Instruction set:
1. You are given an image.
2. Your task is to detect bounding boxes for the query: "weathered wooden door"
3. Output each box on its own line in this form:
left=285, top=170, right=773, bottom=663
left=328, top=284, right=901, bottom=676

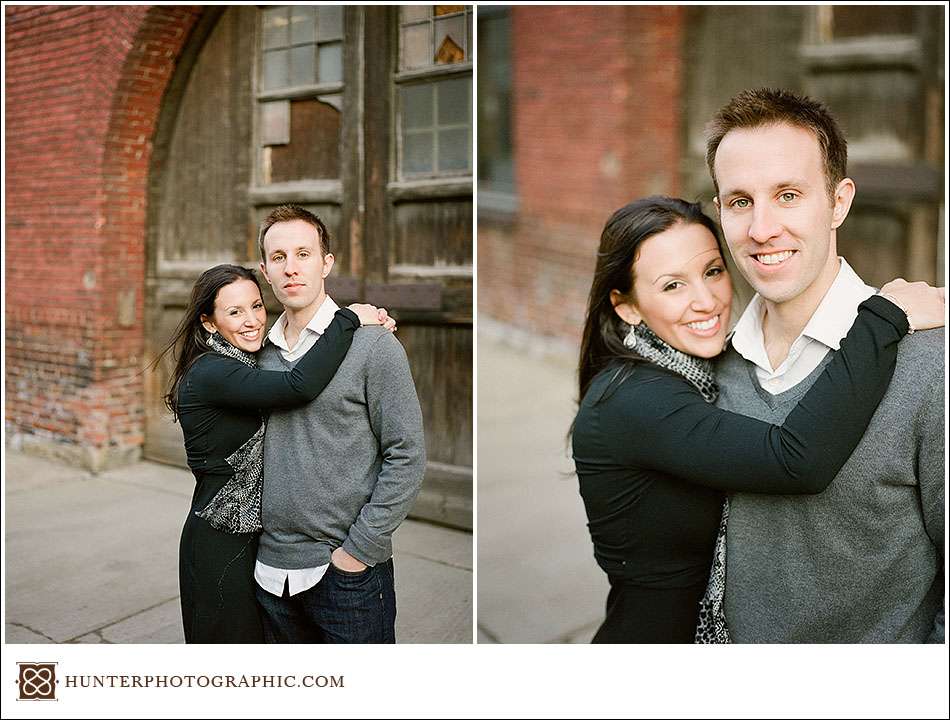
left=144, top=6, right=253, bottom=466
left=359, top=7, right=473, bottom=529
left=144, top=6, right=473, bottom=529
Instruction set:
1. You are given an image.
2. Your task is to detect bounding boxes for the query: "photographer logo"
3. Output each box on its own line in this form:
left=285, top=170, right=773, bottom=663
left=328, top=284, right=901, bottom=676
left=16, top=662, right=57, bottom=701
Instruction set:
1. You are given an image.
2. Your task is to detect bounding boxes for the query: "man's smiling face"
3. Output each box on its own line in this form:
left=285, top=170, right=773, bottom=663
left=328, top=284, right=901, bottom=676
left=713, top=122, right=847, bottom=307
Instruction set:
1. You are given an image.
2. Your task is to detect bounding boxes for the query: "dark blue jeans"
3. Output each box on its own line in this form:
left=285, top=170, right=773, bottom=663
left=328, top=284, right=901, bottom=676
left=255, top=559, right=396, bottom=643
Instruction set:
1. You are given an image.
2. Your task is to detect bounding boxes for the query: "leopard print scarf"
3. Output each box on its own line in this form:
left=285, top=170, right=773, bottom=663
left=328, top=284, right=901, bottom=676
left=193, top=333, right=265, bottom=534
left=622, top=322, right=719, bottom=403
left=695, top=499, right=731, bottom=643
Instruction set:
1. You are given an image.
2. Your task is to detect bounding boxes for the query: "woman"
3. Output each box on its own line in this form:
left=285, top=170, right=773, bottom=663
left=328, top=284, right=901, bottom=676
left=571, top=197, right=944, bottom=643
left=157, top=264, right=393, bottom=643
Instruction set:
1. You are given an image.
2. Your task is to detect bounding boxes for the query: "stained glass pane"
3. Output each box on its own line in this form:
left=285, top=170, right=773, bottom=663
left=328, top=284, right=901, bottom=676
left=403, top=132, right=434, bottom=174
left=318, top=42, right=343, bottom=84
left=318, top=5, right=344, bottom=40
left=289, top=6, right=316, bottom=45
left=434, top=15, right=466, bottom=64
left=262, top=7, right=289, bottom=50
left=290, top=45, right=316, bottom=87
left=437, top=77, right=469, bottom=125
left=262, top=49, right=290, bottom=91
left=402, top=84, right=434, bottom=128
left=438, top=127, right=469, bottom=171
left=401, top=23, right=431, bottom=70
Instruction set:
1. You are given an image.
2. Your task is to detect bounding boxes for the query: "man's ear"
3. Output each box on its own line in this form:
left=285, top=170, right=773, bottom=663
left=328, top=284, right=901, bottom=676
left=321, top=252, right=335, bottom=278
left=712, top=195, right=721, bottom=217
left=831, top=178, right=856, bottom=230
left=610, top=289, right=642, bottom=326
left=259, top=260, right=271, bottom=286
left=200, top=314, right=216, bottom=335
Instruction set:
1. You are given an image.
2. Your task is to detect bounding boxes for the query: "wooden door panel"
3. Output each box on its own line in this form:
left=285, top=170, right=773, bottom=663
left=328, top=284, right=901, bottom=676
left=392, top=200, right=473, bottom=268
left=397, top=324, right=473, bottom=468
left=144, top=274, right=196, bottom=468
left=154, top=7, right=254, bottom=268
left=396, top=322, right=473, bottom=529
left=145, top=7, right=254, bottom=467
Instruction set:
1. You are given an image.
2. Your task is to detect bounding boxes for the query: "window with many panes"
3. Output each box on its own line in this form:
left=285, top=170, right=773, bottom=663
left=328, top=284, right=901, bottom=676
left=256, top=5, right=344, bottom=186
left=396, top=6, right=473, bottom=180
left=477, top=6, right=515, bottom=206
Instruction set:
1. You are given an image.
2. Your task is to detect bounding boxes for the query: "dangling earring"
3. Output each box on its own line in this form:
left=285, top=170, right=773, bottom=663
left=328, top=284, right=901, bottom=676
left=206, top=332, right=215, bottom=347
left=622, top=322, right=643, bottom=351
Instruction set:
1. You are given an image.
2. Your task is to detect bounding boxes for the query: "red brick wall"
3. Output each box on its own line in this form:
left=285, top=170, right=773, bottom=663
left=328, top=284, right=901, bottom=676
left=5, top=5, right=202, bottom=469
left=479, top=6, right=685, bottom=347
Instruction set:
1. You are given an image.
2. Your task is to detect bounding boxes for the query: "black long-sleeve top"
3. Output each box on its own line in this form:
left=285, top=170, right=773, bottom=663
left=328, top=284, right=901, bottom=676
left=177, top=308, right=360, bottom=508
left=572, top=294, right=908, bottom=586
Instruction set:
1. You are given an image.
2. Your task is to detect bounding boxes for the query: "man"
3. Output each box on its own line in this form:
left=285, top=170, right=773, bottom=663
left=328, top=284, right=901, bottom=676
left=253, top=204, right=426, bottom=643
left=706, top=88, right=944, bottom=642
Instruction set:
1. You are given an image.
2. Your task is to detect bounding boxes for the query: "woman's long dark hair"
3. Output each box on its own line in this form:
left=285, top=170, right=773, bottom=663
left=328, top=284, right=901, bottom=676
left=151, top=264, right=263, bottom=420
left=577, top=196, right=724, bottom=405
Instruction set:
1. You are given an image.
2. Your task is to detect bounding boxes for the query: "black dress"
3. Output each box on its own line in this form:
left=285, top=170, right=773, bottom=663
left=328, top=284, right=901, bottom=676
left=176, top=308, right=360, bottom=643
left=571, top=295, right=907, bottom=643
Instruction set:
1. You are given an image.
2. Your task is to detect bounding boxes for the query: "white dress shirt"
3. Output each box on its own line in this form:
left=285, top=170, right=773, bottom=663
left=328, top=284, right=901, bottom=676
left=254, top=295, right=339, bottom=597
left=730, top=258, right=876, bottom=395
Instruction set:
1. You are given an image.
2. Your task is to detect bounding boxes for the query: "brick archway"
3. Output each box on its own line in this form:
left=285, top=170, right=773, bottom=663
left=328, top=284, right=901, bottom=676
left=5, top=5, right=202, bottom=470
left=91, top=6, right=203, bottom=469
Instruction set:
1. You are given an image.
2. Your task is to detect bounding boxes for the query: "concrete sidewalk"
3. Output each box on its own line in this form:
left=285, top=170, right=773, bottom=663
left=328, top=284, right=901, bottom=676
left=477, top=332, right=607, bottom=643
left=4, top=450, right=472, bottom=644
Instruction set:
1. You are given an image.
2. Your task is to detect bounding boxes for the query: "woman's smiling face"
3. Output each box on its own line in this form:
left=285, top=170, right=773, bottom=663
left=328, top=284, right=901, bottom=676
left=612, top=221, right=733, bottom=359
left=200, top=278, right=267, bottom=353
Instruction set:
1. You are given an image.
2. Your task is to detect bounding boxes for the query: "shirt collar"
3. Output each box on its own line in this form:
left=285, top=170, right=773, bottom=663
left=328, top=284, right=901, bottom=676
left=730, top=293, right=769, bottom=370
left=730, top=257, right=876, bottom=366
left=798, top=257, right=875, bottom=350
left=266, top=295, right=340, bottom=352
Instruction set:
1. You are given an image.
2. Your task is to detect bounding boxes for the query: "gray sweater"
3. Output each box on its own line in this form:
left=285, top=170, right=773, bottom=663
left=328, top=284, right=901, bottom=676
left=256, top=327, right=426, bottom=569
left=717, top=328, right=944, bottom=642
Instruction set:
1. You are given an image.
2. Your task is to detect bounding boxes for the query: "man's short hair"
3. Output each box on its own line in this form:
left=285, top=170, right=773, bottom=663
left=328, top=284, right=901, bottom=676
left=258, top=204, right=331, bottom=259
left=705, top=88, right=848, bottom=199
